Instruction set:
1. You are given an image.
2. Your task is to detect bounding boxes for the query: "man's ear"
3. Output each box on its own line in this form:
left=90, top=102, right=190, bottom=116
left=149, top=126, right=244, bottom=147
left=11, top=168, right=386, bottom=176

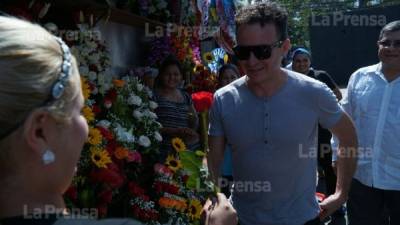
left=22, top=109, right=53, bottom=156
left=281, top=38, right=291, bottom=55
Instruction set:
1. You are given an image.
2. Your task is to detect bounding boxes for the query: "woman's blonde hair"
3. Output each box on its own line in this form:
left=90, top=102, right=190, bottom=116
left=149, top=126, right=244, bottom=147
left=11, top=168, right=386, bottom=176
left=0, top=16, right=80, bottom=142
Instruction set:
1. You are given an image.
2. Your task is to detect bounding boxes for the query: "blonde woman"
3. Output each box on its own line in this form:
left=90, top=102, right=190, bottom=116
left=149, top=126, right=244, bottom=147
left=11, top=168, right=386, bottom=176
left=0, top=16, right=236, bottom=225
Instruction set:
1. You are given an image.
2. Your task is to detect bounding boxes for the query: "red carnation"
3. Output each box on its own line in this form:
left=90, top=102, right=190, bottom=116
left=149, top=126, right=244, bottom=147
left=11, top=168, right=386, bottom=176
left=90, top=166, right=124, bottom=189
left=92, top=105, right=101, bottom=115
left=98, top=126, right=113, bottom=141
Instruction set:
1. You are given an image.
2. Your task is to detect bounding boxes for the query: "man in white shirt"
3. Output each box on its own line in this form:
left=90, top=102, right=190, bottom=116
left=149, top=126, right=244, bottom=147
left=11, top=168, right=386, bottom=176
left=332, top=20, right=400, bottom=225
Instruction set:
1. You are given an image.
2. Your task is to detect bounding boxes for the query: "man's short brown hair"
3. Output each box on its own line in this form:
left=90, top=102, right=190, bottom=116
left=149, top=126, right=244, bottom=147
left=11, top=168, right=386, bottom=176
left=235, top=1, right=288, bottom=41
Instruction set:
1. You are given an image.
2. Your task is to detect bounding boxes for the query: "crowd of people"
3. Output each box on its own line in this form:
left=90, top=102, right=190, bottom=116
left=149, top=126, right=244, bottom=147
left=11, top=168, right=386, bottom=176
left=0, top=1, right=399, bottom=225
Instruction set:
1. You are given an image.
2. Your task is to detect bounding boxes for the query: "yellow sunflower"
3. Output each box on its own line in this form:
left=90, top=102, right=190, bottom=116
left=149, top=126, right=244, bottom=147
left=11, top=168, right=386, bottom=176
left=90, top=147, right=112, bottom=168
left=171, top=137, right=186, bottom=152
left=81, top=77, right=91, bottom=100
left=187, top=199, right=203, bottom=220
left=88, top=127, right=102, bottom=145
left=193, top=64, right=205, bottom=73
left=165, top=155, right=182, bottom=172
left=203, top=52, right=214, bottom=64
left=82, top=106, right=95, bottom=122
left=223, top=54, right=229, bottom=64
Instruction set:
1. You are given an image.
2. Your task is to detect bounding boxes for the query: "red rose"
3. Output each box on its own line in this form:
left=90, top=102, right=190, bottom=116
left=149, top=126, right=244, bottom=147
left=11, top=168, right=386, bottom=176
left=191, top=91, right=214, bottom=112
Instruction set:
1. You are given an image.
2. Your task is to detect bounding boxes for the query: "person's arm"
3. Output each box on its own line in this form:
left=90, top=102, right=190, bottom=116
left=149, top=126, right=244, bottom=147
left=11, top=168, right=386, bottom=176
left=207, top=136, right=226, bottom=184
left=188, top=103, right=199, bottom=130
left=320, top=113, right=358, bottom=219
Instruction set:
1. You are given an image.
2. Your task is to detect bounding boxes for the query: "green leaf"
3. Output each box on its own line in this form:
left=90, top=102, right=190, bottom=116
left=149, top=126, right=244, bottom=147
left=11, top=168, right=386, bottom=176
left=179, top=151, right=201, bottom=173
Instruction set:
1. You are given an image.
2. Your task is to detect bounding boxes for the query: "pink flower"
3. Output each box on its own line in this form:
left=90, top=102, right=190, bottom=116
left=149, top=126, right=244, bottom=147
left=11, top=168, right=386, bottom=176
left=127, top=151, right=142, bottom=163
left=154, top=163, right=173, bottom=177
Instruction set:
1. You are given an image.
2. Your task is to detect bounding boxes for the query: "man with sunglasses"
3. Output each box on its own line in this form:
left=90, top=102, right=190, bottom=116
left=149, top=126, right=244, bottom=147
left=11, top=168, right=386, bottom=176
left=331, top=20, right=400, bottom=225
left=207, top=2, right=357, bottom=225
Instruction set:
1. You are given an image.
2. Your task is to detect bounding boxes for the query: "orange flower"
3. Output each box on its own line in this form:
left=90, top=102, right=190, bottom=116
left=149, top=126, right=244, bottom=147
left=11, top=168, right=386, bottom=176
left=114, top=147, right=129, bottom=160
left=159, top=197, right=187, bottom=211
left=113, top=79, right=125, bottom=88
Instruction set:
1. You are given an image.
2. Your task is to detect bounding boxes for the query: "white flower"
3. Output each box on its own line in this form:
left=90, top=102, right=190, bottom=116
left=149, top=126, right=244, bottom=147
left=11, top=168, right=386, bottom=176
left=128, top=94, right=142, bottom=106
left=138, top=135, right=151, bottom=147
left=81, top=47, right=91, bottom=56
left=145, top=87, right=153, bottom=98
left=133, top=110, right=143, bottom=120
left=88, top=53, right=100, bottom=64
left=96, top=63, right=103, bottom=72
left=87, top=41, right=98, bottom=49
left=144, top=110, right=158, bottom=119
left=115, top=124, right=135, bottom=143
left=92, top=87, right=98, bottom=95
left=88, top=71, right=97, bottom=81
left=149, top=101, right=158, bottom=110
left=97, top=72, right=105, bottom=84
left=136, top=83, right=144, bottom=91
left=79, top=66, right=89, bottom=75
left=154, top=131, right=163, bottom=142
left=97, top=120, right=111, bottom=128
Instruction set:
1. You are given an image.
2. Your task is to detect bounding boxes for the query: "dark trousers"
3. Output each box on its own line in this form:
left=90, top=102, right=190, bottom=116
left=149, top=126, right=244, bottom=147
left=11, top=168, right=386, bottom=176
left=304, top=217, right=322, bottom=225
left=237, top=217, right=322, bottom=225
left=348, top=178, right=400, bottom=225
left=317, top=138, right=337, bottom=196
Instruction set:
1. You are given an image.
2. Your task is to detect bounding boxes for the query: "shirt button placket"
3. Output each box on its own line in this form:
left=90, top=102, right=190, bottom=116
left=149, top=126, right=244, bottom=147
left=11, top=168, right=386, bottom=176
left=264, top=99, right=270, bottom=147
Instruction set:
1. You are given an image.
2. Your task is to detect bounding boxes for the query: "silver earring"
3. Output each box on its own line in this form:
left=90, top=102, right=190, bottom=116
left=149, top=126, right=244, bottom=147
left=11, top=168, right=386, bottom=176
left=42, top=149, right=55, bottom=165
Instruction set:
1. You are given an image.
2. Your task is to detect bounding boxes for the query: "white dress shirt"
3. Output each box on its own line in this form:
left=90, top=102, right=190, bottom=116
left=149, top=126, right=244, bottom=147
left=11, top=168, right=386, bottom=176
left=332, top=63, right=400, bottom=190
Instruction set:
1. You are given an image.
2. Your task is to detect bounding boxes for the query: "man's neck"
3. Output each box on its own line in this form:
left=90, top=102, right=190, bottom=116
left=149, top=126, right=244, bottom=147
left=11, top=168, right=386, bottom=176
left=382, top=63, right=400, bottom=82
left=246, top=69, right=288, bottom=97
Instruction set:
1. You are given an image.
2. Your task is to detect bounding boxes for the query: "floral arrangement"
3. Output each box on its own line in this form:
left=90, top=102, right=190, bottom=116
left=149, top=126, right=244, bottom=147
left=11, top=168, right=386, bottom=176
left=187, top=64, right=217, bottom=93
left=130, top=137, right=216, bottom=225
left=65, top=23, right=163, bottom=217
left=64, top=22, right=216, bottom=224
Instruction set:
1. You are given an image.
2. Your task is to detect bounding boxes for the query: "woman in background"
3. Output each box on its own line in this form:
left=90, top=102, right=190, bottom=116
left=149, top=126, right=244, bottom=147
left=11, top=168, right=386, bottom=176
left=153, top=56, right=200, bottom=159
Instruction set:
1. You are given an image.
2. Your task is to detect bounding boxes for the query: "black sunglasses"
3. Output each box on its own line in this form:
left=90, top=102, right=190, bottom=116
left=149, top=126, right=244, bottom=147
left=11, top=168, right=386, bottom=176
left=378, top=39, right=400, bottom=48
left=233, top=40, right=283, bottom=61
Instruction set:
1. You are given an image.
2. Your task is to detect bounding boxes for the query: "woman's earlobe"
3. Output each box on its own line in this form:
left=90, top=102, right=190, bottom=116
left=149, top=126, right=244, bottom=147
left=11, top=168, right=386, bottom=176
left=22, top=110, right=50, bottom=155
